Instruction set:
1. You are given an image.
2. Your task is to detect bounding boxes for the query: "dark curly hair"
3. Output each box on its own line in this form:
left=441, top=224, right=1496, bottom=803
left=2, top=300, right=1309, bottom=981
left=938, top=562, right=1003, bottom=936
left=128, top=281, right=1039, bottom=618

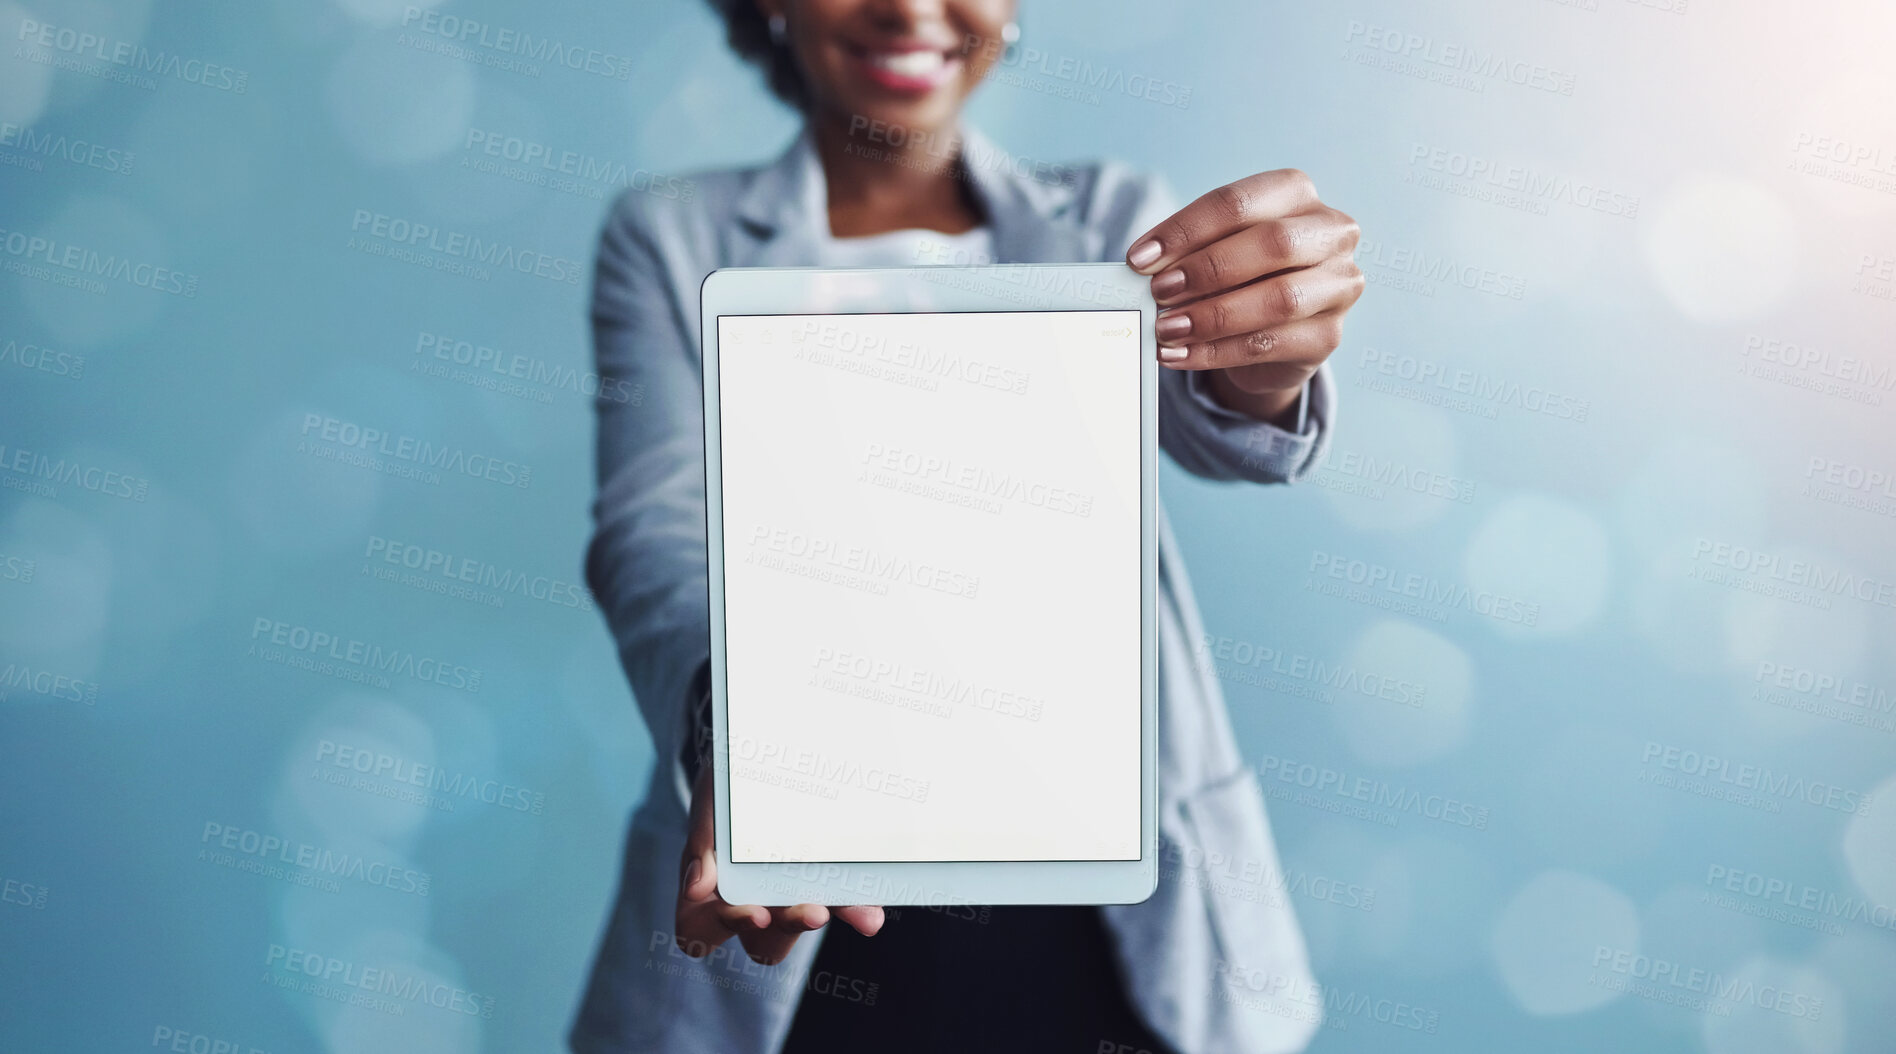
left=704, top=0, right=811, bottom=110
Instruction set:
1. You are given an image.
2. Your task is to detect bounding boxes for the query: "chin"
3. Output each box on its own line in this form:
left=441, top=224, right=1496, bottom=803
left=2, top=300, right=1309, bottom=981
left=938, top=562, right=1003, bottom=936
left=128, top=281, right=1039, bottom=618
left=849, top=95, right=963, bottom=135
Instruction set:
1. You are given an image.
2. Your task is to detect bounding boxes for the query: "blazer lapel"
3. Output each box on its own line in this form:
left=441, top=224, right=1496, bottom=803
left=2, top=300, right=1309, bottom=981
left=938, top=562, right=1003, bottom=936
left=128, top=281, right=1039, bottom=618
left=958, top=124, right=1099, bottom=265
left=729, top=126, right=826, bottom=268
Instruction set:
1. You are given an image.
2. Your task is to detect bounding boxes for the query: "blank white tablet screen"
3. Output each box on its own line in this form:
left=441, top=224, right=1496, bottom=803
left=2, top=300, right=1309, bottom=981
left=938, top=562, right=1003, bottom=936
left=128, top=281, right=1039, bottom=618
left=716, top=309, right=1142, bottom=863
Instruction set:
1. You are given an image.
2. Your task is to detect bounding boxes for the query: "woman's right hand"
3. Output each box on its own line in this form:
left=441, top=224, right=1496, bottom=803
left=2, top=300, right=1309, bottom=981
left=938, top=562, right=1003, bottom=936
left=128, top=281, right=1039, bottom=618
left=674, top=764, right=885, bottom=965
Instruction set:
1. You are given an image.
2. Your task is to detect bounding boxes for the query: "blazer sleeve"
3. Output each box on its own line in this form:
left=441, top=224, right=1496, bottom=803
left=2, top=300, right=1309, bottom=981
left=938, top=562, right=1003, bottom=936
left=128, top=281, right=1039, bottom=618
left=1111, top=169, right=1337, bottom=485
left=583, top=191, right=710, bottom=815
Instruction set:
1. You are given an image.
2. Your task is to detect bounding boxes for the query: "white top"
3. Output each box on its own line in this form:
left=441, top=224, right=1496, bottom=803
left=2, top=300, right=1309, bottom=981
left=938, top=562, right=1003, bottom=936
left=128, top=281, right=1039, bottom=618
left=813, top=224, right=997, bottom=269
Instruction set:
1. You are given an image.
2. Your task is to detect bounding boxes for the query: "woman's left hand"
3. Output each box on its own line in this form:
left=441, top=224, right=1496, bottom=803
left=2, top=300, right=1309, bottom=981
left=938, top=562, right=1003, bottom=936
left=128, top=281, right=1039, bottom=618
left=1126, top=169, right=1364, bottom=424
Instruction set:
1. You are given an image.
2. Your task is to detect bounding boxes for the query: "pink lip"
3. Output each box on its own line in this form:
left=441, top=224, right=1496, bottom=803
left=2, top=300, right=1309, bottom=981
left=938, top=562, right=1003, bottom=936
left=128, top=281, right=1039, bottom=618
left=844, top=41, right=962, bottom=95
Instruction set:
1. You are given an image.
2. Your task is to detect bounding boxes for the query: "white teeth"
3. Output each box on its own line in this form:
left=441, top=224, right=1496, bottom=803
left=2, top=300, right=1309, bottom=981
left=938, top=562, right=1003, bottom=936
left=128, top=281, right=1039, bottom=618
left=868, top=50, right=947, bottom=77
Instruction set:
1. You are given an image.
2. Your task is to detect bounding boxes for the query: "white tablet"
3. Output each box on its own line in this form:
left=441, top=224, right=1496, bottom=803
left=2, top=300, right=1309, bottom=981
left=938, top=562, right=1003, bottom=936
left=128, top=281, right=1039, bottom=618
left=700, top=263, right=1157, bottom=907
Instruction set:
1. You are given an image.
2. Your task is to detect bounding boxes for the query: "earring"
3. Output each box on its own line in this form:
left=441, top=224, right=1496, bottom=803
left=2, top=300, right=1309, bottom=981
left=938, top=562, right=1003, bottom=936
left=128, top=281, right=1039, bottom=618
left=768, top=13, right=788, bottom=47
left=1000, top=20, right=1019, bottom=61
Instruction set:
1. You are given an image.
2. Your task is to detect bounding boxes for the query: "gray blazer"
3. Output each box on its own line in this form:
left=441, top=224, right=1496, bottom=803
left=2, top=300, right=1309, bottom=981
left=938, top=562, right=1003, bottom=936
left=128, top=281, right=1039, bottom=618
left=571, top=125, right=1335, bottom=1054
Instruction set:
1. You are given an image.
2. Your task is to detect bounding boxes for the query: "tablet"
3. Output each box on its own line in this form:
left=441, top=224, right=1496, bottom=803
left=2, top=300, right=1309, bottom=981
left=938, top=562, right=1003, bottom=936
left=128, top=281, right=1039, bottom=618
left=700, top=262, right=1157, bottom=907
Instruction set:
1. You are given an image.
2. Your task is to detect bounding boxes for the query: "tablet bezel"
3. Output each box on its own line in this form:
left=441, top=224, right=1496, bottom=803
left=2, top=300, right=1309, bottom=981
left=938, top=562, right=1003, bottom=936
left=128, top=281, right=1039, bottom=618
left=700, top=262, right=1157, bottom=907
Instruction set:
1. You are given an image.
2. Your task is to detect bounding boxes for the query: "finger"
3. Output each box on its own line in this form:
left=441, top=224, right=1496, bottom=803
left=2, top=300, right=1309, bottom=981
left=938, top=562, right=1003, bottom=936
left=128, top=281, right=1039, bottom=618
left=1158, top=309, right=1350, bottom=378
left=1155, top=259, right=1362, bottom=350
left=674, top=886, right=729, bottom=954
left=1150, top=208, right=1360, bottom=307
left=675, top=766, right=731, bottom=955
left=1127, top=169, right=1321, bottom=274
left=675, top=895, right=759, bottom=958
left=675, top=881, right=761, bottom=956
left=834, top=905, right=886, bottom=937
left=686, top=899, right=765, bottom=956
left=738, top=904, right=830, bottom=965
left=683, top=765, right=715, bottom=865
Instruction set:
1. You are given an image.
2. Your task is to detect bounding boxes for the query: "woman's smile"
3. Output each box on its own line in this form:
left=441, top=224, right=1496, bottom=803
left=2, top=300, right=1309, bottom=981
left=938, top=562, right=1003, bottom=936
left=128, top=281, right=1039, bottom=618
left=843, top=38, right=965, bottom=94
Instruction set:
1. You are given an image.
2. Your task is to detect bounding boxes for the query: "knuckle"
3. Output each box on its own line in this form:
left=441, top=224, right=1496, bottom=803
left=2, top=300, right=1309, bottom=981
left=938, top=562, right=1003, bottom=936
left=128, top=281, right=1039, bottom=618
left=1261, top=219, right=1299, bottom=259
left=1277, top=167, right=1315, bottom=200
left=1335, top=215, right=1362, bottom=254
left=1207, top=296, right=1239, bottom=335
left=1318, top=314, right=1347, bottom=350
left=1275, top=278, right=1306, bottom=319
left=1194, top=248, right=1232, bottom=291
left=1211, top=181, right=1253, bottom=223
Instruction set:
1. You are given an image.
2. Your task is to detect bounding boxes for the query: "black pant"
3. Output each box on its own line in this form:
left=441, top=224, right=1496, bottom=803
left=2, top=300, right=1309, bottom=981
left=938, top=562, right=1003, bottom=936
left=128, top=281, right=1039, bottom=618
left=779, top=905, right=1178, bottom=1054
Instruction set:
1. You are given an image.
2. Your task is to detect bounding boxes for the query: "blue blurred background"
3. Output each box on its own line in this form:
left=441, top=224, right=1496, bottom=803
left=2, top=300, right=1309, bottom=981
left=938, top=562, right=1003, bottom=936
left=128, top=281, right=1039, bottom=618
left=3, top=0, right=1895, bottom=1051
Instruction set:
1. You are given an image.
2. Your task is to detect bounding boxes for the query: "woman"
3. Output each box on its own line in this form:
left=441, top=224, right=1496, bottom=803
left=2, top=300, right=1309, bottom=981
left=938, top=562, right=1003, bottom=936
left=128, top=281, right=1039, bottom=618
left=571, top=2, right=1365, bottom=1052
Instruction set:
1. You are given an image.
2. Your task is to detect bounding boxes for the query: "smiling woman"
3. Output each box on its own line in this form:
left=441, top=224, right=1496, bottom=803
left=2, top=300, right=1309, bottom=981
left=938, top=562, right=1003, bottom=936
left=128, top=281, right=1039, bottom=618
left=567, top=2, right=1363, bottom=1053
left=709, top=0, right=1010, bottom=113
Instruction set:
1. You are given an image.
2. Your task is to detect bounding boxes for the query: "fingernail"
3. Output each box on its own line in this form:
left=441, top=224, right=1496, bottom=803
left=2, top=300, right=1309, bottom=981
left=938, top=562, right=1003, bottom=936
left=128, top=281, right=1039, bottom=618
left=1155, top=314, right=1192, bottom=342
left=1128, top=239, right=1162, bottom=270
left=1158, top=344, right=1188, bottom=363
left=683, top=858, right=700, bottom=892
left=1151, top=269, right=1186, bottom=299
